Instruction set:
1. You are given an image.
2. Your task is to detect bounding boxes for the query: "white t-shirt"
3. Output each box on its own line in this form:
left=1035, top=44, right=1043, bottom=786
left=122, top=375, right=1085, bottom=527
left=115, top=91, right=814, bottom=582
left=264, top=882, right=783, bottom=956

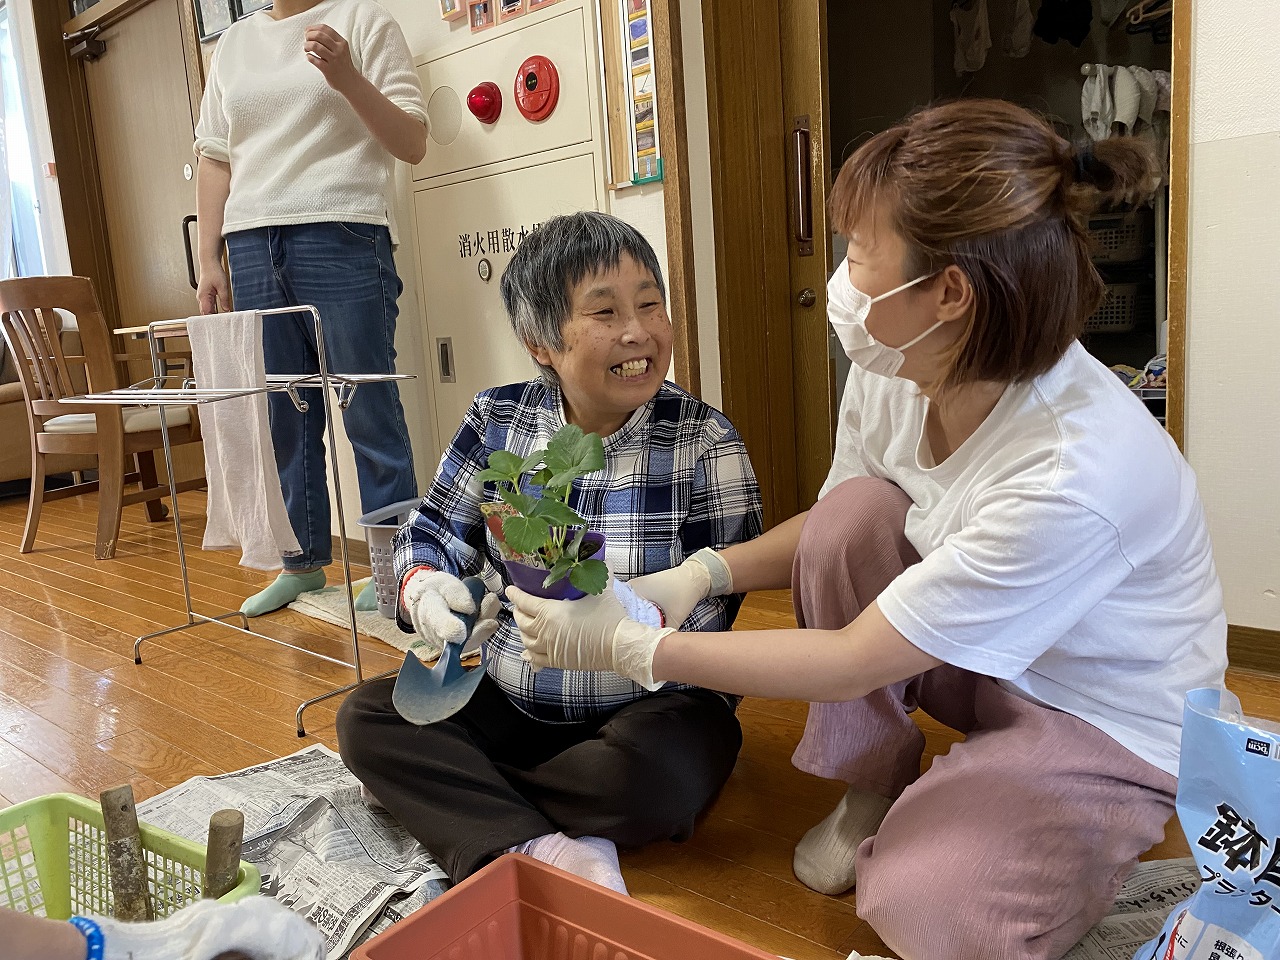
left=194, top=0, right=427, bottom=237
left=823, top=342, right=1227, bottom=775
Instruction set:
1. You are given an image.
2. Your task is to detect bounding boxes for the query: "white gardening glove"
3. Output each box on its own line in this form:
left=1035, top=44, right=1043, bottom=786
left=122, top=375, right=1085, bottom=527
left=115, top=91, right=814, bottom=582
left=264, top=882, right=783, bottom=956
left=464, top=592, right=501, bottom=657
left=508, top=583, right=674, bottom=691
left=402, top=569, right=500, bottom=658
left=93, top=896, right=324, bottom=960
left=626, top=547, right=734, bottom=629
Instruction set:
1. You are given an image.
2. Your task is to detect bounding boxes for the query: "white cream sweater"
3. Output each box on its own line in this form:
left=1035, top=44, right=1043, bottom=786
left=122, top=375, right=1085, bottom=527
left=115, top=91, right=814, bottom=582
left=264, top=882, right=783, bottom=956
left=194, top=0, right=427, bottom=236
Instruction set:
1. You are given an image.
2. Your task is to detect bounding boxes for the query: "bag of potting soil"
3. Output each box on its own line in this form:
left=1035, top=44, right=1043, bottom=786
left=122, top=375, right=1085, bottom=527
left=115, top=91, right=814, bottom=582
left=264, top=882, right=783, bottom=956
left=1137, top=687, right=1280, bottom=960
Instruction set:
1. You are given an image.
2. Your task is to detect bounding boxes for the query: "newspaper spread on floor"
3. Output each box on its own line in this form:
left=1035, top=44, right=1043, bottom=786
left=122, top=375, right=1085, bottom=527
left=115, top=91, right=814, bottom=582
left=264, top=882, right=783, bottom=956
left=138, top=743, right=448, bottom=960
left=138, top=743, right=1201, bottom=960
left=1063, top=858, right=1200, bottom=960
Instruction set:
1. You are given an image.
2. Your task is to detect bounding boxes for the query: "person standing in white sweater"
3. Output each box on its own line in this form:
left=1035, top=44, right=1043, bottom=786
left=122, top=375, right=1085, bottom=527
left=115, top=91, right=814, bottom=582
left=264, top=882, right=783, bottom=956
left=193, top=0, right=427, bottom=616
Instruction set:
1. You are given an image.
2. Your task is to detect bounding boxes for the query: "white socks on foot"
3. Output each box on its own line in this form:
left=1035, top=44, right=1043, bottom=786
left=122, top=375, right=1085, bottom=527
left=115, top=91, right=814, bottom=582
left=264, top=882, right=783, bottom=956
left=359, top=784, right=387, bottom=813
left=510, top=832, right=628, bottom=895
left=792, top=786, right=895, bottom=895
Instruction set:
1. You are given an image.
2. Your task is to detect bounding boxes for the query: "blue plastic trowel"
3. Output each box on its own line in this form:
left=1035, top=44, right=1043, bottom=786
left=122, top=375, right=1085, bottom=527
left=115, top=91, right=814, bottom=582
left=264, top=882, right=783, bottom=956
left=391, top=576, right=489, bottom=725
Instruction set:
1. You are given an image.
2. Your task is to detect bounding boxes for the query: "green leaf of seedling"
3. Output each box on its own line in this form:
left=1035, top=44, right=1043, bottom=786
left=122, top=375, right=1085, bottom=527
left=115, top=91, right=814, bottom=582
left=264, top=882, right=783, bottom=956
left=502, top=515, right=551, bottom=555
left=565, top=525, right=587, bottom=559
left=568, top=559, right=609, bottom=595
left=545, top=424, right=584, bottom=472
left=487, top=450, right=525, bottom=475
left=529, top=468, right=554, bottom=489
left=520, top=450, right=547, bottom=475
left=530, top=499, right=584, bottom=526
left=498, top=486, right=538, bottom=516
left=475, top=468, right=513, bottom=484
left=574, top=432, right=605, bottom=474
left=543, top=451, right=571, bottom=475
left=543, top=556, right=575, bottom=588
left=545, top=468, right=587, bottom=489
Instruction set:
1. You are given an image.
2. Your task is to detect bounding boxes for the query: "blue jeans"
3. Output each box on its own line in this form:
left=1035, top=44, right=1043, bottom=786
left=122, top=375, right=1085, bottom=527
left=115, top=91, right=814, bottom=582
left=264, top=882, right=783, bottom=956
left=226, top=222, right=417, bottom=571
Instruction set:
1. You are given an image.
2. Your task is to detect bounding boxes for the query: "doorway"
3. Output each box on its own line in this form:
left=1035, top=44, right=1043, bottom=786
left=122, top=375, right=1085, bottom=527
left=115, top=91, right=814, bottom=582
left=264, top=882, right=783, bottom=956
left=827, top=0, right=1172, bottom=402
left=703, top=0, right=1186, bottom=525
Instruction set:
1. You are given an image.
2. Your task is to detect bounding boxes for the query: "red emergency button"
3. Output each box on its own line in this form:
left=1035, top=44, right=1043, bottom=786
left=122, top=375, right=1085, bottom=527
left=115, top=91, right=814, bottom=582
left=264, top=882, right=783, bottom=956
left=466, top=82, right=502, bottom=124
left=514, top=55, right=559, bottom=122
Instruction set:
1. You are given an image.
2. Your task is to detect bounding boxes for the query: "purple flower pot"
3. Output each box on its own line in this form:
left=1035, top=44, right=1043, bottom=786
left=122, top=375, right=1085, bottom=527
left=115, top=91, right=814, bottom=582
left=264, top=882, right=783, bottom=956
left=503, top=532, right=606, bottom=600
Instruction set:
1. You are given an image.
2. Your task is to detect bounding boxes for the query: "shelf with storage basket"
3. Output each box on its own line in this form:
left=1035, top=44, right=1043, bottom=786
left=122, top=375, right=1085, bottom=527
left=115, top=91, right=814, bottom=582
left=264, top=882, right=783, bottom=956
left=1085, top=208, right=1156, bottom=336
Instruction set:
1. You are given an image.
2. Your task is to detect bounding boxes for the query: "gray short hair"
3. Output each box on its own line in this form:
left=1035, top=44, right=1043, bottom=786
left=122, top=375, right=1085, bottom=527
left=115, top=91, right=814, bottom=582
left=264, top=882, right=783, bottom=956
left=500, top=212, right=666, bottom=381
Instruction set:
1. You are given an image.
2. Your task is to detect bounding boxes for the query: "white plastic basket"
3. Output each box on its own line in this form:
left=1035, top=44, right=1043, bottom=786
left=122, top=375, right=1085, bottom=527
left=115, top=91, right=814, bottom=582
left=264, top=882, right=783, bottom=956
left=357, top=499, right=421, bottom=618
left=1085, top=282, right=1140, bottom=334
left=1088, top=211, right=1150, bottom=264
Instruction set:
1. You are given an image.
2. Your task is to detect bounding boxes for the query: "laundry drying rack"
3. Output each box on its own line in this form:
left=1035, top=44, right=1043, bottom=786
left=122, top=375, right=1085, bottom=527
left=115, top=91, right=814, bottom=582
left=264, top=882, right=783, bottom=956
left=60, top=305, right=413, bottom=736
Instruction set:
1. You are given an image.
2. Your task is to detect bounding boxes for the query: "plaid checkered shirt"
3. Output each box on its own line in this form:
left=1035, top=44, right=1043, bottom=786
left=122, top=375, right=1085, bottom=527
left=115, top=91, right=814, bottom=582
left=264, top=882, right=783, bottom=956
left=393, top=378, right=763, bottom=722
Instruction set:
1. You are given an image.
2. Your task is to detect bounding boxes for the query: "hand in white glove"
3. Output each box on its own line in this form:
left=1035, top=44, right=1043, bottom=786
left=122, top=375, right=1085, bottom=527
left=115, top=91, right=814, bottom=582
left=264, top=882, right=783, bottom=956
left=464, top=591, right=501, bottom=657
left=402, top=569, right=500, bottom=657
left=626, top=548, right=734, bottom=629
left=92, top=896, right=324, bottom=960
left=508, top=583, right=674, bottom=691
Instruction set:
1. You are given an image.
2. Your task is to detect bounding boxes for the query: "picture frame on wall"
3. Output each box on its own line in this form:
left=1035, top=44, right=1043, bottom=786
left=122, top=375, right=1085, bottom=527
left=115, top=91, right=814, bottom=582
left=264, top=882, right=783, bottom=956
left=194, top=0, right=234, bottom=40
left=623, top=0, right=661, bottom=183
left=497, top=0, right=526, bottom=23
left=439, top=0, right=465, bottom=20
left=598, top=0, right=662, bottom=187
left=233, top=0, right=272, bottom=17
left=526, top=0, right=558, bottom=9
left=467, top=0, right=494, bottom=32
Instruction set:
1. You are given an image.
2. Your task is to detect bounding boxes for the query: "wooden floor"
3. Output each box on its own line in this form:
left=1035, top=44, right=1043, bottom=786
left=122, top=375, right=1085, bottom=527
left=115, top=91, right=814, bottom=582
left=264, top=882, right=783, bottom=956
left=2, top=491, right=1280, bottom=958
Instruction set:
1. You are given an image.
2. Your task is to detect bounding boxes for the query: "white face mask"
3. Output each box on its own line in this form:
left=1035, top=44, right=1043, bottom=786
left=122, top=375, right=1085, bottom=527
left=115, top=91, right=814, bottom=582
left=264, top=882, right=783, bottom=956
left=827, top=266, right=944, bottom=378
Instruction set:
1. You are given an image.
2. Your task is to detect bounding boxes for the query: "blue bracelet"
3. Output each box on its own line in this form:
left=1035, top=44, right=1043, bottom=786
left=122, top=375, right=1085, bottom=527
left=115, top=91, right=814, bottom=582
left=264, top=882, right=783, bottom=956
left=68, top=916, right=105, bottom=960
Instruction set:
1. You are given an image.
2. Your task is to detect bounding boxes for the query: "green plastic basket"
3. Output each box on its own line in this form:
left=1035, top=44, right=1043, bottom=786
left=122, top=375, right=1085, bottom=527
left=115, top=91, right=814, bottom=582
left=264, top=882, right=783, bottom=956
left=0, top=793, right=260, bottom=920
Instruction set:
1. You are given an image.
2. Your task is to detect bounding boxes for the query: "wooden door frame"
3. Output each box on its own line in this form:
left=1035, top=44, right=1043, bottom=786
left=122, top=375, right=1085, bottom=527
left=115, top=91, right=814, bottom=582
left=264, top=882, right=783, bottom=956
left=701, top=0, right=1195, bottom=526
left=650, top=0, right=700, bottom=395
left=1165, top=0, right=1191, bottom=450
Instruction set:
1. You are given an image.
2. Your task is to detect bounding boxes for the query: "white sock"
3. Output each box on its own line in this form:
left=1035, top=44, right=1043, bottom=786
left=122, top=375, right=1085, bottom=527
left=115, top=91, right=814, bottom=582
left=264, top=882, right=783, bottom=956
left=509, top=832, right=628, bottom=895
left=359, top=784, right=387, bottom=813
left=792, top=786, right=895, bottom=895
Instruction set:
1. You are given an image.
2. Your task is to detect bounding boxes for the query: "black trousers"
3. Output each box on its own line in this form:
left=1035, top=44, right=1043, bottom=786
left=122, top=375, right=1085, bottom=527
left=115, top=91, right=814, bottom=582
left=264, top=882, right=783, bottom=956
left=336, top=674, right=742, bottom=881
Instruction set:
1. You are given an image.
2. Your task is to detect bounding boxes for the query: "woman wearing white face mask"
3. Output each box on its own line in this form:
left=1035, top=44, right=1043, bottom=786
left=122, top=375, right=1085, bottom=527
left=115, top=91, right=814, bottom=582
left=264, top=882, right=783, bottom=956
left=507, top=99, right=1227, bottom=960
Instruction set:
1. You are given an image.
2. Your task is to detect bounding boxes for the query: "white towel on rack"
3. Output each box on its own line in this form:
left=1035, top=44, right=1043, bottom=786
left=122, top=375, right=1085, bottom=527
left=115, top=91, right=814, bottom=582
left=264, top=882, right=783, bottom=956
left=187, top=311, right=301, bottom=570
left=1082, top=64, right=1116, bottom=141
left=1112, top=65, right=1142, bottom=135
left=1129, top=65, right=1159, bottom=130
left=1150, top=69, right=1172, bottom=183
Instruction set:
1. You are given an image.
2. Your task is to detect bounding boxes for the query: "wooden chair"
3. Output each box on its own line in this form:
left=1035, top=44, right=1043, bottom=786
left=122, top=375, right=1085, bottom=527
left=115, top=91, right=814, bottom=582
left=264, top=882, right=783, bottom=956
left=0, top=276, right=204, bottom=559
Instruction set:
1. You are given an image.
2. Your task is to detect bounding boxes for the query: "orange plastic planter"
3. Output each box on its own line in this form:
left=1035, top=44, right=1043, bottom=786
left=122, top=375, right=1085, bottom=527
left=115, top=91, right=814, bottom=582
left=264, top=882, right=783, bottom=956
left=352, top=854, right=779, bottom=960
